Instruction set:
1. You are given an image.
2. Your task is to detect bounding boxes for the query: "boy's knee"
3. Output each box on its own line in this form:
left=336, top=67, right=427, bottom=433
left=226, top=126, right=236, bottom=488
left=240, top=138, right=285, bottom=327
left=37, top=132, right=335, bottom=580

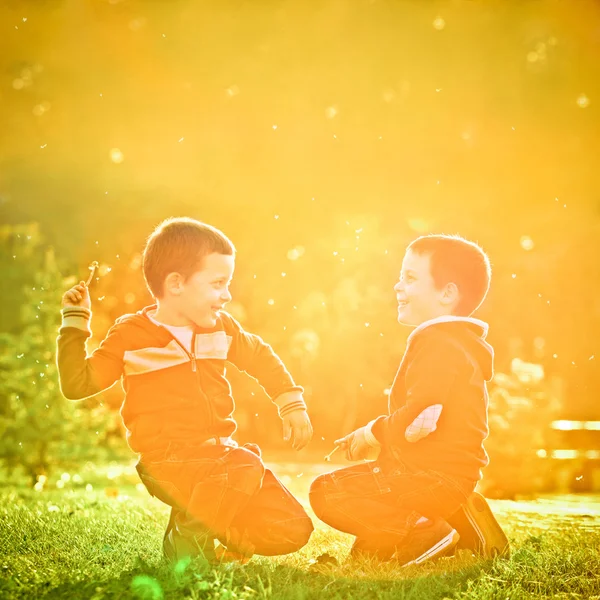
left=309, top=474, right=331, bottom=520
left=290, top=514, right=314, bottom=552
left=228, top=447, right=265, bottom=493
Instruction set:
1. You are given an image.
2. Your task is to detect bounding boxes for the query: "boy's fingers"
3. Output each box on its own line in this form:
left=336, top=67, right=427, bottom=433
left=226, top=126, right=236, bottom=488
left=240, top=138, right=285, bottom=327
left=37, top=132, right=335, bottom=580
left=282, top=419, right=292, bottom=442
left=294, top=425, right=310, bottom=450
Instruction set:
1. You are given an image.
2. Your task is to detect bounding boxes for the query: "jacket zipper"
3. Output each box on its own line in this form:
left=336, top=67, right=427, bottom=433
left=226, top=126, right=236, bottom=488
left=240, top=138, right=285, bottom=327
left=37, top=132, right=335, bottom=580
left=166, top=331, right=213, bottom=427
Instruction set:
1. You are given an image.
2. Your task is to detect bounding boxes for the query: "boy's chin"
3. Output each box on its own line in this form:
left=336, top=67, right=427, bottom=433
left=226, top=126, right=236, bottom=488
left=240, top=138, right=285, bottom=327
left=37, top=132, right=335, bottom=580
left=195, top=313, right=218, bottom=328
left=397, top=308, right=416, bottom=327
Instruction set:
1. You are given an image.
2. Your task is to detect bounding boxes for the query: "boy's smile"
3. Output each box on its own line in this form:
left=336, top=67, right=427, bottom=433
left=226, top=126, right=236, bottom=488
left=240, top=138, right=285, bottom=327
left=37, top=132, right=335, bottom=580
left=182, top=253, right=235, bottom=328
left=154, top=252, right=235, bottom=328
left=394, top=249, right=457, bottom=327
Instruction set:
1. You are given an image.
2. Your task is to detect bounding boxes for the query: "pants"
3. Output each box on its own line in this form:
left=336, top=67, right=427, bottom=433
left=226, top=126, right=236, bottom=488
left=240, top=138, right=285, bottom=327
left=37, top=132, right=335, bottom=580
left=309, top=452, right=475, bottom=555
left=136, top=442, right=313, bottom=557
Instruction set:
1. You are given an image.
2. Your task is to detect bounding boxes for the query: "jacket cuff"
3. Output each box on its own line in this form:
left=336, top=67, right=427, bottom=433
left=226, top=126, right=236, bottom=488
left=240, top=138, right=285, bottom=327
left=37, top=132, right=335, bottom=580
left=60, top=307, right=92, bottom=334
left=370, top=416, right=388, bottom=446
left=272, top=388, right=306, bottom=418
left=364, top=419, right=382, bottom=447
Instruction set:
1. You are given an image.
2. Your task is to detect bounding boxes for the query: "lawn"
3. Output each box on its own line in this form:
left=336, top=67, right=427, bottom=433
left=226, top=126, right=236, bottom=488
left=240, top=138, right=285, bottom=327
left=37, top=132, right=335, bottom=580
left=1, top=459, right=599, bottom=599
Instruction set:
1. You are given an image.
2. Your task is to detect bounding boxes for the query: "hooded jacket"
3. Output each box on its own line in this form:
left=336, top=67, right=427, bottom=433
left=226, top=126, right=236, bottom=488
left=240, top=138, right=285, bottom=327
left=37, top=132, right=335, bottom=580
left=371, top=316, right=494, bottom=482
left=57, top=305, right=305, bottom=455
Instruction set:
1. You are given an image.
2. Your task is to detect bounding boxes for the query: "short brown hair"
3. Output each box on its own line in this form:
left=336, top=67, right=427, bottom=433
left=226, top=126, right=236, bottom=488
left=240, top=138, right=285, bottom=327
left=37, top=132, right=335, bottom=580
left=143, top=217, right=235, bottom=297
left=408, top=234, right=491, bottom=316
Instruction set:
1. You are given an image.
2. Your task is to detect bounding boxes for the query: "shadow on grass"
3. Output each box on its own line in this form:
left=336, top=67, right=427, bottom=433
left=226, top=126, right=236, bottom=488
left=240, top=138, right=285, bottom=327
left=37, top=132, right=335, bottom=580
left=11, top=552, right=489, bottom=600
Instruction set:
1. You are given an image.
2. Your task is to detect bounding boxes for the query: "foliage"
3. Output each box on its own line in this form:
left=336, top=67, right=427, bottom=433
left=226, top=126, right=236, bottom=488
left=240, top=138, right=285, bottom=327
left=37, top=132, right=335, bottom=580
left=0, top=225, right=127, bottom=484
left=482, top=358, right=562, bottom=499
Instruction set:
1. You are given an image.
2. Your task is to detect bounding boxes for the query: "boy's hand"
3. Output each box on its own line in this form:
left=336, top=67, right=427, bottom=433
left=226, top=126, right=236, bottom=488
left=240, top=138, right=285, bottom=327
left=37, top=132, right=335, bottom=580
left=282, top=410, right=313, bottom=451
left=62, top=281, right=91, bottom=310
left=335, top=424, right=380, bottom=461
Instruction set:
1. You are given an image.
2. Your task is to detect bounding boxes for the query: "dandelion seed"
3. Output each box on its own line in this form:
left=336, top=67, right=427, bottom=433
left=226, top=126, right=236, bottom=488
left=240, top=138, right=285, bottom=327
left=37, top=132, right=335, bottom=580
left=520, top=236, right=534, bottom=251
left=432, top=16, right=445, bottom=30
left=576, top=94, right=590, bottom=108
left=109, top=148, right=124, bottom=163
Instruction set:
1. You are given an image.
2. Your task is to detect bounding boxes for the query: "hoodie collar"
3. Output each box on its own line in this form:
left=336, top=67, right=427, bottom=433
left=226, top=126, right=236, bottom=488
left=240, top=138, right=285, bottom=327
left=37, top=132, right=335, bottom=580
left=407, top=315, right=489, bottom=344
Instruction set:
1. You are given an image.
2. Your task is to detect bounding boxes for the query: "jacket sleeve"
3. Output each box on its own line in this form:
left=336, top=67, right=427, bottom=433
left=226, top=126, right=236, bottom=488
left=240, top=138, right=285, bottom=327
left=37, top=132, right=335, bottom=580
left=222, top=312, right=306, bottom=416
left=56, top=307, right=126, bottom=400
left=370, top=333, right=464, bottom=447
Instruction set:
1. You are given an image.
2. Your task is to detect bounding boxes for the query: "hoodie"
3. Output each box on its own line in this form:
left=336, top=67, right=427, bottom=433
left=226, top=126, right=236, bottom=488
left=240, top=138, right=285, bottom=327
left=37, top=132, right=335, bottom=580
left=56, top=305, right=305, bottom=455
left=371, top=316, right=494, bottom=482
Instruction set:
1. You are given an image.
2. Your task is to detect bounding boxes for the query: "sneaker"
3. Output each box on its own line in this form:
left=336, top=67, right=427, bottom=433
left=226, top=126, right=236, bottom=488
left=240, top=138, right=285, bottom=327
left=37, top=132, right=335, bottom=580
left=350, top=538, right=397, bottom=562
left=394, top=518, right=460, bottom=567
left=214, top=543, right=252, bottom=564
left=447, top=491, right=510, bottom=559
left=162, top=510, right=217, bottom=562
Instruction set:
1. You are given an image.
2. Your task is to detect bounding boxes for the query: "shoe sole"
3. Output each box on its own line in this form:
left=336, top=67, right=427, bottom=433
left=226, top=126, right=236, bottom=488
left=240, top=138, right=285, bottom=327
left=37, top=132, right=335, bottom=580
left=463, top=492, right=510, bottom=559
left=402, top=529, right=460, bottom=567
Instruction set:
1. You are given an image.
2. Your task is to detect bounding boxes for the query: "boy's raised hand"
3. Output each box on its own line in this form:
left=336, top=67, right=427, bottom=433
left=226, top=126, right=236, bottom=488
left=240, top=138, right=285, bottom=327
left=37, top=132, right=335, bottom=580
left=62, top=281, right=91, bottom=310
left=283, top=410, right=313, bottom=451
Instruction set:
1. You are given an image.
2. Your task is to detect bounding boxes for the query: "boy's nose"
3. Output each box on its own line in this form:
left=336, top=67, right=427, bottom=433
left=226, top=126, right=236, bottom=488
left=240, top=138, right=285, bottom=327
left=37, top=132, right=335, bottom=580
left=221, top=290, right=232, bottom=303
left=394, top=281, right=403, bottom=293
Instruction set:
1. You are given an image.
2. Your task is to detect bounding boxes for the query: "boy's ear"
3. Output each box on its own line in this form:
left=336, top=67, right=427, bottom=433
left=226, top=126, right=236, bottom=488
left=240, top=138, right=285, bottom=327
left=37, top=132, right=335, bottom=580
left=441, top=281, right=460, bottom=306
left=164, top=272, right=184, bottom=295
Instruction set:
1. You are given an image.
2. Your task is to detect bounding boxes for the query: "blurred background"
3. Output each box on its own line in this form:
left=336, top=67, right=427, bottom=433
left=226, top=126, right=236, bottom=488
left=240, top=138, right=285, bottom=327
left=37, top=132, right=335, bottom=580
left=1, top=0, right=599, bottom=498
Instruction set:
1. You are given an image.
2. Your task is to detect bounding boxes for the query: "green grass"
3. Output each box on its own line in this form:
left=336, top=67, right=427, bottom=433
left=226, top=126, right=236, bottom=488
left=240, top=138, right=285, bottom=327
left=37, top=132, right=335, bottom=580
left=1, top=461, right=600, bottom=599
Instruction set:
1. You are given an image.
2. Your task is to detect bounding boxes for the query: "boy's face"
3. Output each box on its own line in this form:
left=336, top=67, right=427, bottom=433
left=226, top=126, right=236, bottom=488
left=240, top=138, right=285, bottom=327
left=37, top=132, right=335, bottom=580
left=394, top=249, right=457, bottom=326
left=167, top=252, right=235, bottom=328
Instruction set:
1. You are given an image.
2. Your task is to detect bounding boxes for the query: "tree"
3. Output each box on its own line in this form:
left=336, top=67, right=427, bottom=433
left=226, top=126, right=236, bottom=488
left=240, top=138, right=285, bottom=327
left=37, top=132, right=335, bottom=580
left=481, top=358, right=562, bottom=498
left=0, top=225, right=126, bottom=484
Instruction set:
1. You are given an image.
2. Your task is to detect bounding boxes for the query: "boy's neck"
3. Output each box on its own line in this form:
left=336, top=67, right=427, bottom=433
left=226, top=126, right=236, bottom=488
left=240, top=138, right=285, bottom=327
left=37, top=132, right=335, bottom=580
left=151, top=303, right=194, bottom=328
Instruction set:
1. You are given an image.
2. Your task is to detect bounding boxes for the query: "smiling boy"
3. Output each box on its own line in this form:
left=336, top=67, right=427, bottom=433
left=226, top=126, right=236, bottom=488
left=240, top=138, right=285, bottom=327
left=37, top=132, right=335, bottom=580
left=309, top=234, right=509, bottom=565
left=57, top=217, right=313, bottom=562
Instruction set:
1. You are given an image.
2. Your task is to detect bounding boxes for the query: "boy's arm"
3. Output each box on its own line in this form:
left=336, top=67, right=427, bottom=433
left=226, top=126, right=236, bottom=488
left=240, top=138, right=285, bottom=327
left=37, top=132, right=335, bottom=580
left=57, top=306, right=125, bottom=400
left=369, top=334, right=463, bottom=447
left=221, top=312, right=306, bottom=416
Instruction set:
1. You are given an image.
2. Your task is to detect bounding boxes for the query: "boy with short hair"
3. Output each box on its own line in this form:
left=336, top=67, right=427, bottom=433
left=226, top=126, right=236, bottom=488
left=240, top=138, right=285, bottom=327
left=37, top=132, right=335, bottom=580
left=58, top=217, right=314, bottom=562
left=309, top=234, right=509, bottom=566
